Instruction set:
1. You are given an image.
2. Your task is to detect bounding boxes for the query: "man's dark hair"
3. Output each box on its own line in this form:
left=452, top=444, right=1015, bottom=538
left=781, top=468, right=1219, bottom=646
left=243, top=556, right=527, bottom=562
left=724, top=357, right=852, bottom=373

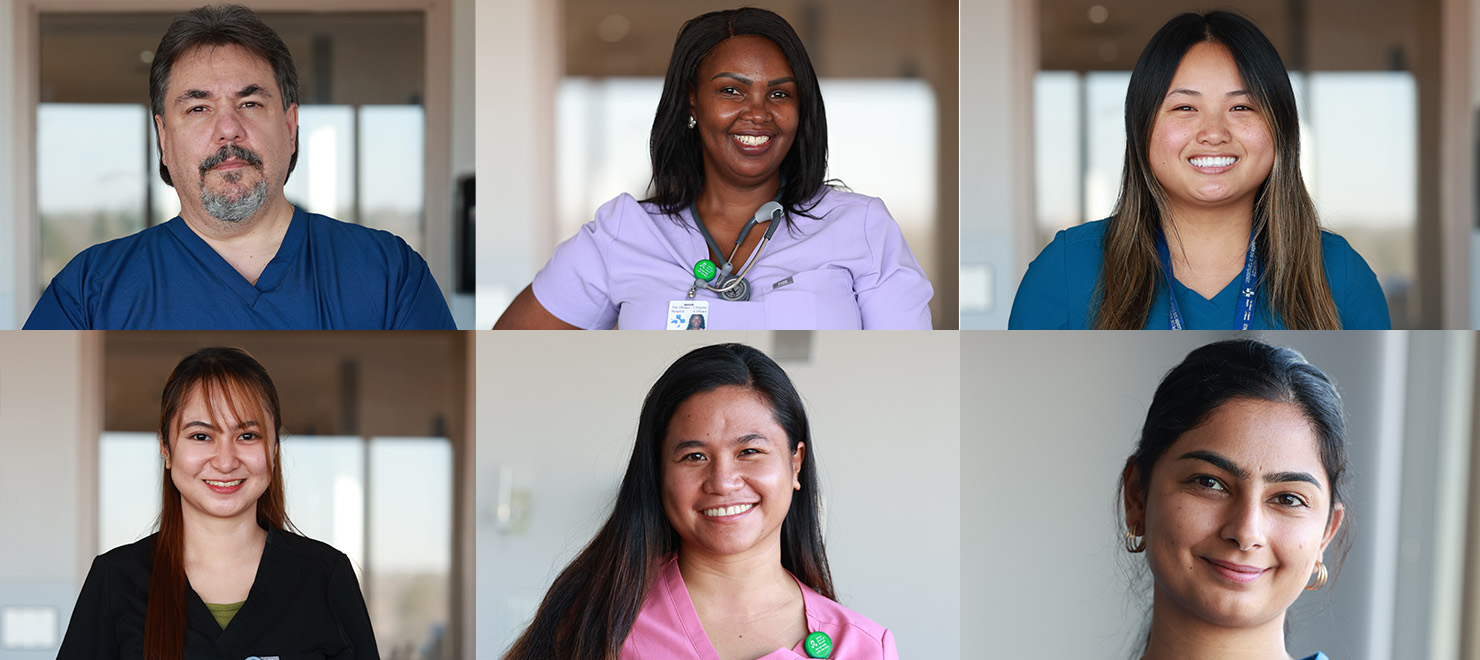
left=149, top=4, right=299, bottom=187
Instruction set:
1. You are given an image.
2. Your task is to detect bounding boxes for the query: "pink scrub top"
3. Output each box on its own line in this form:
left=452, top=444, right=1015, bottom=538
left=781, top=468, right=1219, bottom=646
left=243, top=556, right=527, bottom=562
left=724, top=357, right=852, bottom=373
left=531, top=189, right=933, bottom=330
left=621, top=556, right=898, bottom=660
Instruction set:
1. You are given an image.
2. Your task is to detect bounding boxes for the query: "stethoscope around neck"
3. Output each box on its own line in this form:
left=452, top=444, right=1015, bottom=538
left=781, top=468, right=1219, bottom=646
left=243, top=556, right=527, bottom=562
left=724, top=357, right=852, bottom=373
left=687, top=200, right=785, bottom=301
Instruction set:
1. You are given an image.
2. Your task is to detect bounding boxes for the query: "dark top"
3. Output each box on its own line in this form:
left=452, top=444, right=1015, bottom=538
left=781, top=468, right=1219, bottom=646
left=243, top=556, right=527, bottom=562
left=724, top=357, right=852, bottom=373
left=24, top=206, right=456, bottom=330
left=57, top=528, right=379, bottom=659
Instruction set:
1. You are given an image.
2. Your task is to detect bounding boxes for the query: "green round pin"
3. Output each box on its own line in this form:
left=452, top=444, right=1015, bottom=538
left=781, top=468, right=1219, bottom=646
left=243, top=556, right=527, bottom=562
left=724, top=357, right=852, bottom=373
left=693, top=259, right=718, bottom=282
left=804, top=631, right=832, bottom=658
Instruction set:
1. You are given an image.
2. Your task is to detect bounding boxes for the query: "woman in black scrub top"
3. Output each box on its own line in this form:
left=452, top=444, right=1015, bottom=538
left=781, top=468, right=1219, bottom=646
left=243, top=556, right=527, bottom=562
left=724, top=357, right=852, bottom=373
left=58, top=347, right=378, bottom=659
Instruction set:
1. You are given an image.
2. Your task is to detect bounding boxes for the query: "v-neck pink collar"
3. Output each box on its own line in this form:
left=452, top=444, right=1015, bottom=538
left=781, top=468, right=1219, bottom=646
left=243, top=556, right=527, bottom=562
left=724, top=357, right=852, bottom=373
left=658, top=555, right=818, bottom=660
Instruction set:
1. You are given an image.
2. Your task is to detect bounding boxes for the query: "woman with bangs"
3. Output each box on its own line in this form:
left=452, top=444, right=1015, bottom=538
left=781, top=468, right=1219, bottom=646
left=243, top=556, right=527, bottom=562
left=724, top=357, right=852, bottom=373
left=59, top=347, right=378, bottom=659
left=1009, top=11, right=1389, bottom=329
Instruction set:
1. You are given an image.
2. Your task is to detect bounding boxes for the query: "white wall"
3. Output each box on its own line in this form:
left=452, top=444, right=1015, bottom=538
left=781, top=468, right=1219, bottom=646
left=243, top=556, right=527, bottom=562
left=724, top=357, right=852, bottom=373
left=962, top=330, right=1468, bottom=660
left=0, top=0, right=17, bottom=329
left=0, top=332, right=102, bottom=659
left=476, top=331, right=961, bottom=658
left=473, top=0, right=558, bottom=329
left=958, top=0, right=1034, bottom=329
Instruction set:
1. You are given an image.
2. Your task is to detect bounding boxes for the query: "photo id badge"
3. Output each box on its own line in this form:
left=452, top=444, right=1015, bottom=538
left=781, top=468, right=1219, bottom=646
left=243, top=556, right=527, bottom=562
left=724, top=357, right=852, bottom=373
left=668, top=300, right=709, bottom=330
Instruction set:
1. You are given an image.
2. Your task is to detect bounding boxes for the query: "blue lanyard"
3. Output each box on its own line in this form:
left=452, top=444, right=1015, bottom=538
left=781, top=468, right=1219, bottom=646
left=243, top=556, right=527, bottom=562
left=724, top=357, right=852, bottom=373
left=1154, top=226, right=1260, bottom=330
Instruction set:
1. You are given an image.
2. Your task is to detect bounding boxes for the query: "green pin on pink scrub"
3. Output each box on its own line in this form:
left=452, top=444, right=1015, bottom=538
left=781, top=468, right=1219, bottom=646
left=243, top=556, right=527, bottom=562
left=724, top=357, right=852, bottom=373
left=804, top=631, right=832, bottom=658
left=693, top=259, right=718, bottom=282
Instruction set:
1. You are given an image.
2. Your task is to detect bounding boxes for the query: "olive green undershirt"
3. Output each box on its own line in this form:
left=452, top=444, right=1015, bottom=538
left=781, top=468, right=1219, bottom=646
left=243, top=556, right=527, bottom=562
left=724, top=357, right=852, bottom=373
left=204, top=600, right=246, bottom=630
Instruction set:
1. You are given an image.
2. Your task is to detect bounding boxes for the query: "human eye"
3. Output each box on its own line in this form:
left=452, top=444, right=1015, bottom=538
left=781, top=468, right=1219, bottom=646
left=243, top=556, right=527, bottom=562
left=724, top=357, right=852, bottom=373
left=680, top=452, right=707, bottom=463
left=237, top=432, right=260, bottom=442
left=240, top=100, right=262, bottom=109
left=769, top=89, right=791, bottom=100
left=1189, top=474, right=1226, bottom=491
left=1272, top=492, right=1309, bottom=508
left=186, top=105, right=208, bottom=114
left=188, top=432, right=211, bottom=442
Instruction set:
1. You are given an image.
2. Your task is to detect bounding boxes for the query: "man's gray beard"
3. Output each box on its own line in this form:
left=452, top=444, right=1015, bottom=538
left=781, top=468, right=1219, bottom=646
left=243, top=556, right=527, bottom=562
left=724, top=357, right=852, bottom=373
left=200, top=179, right=268, bottom=223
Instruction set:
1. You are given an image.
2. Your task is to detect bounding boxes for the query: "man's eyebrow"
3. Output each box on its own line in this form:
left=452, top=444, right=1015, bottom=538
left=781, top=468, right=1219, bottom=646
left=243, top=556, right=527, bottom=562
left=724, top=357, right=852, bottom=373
left=235, top=84, right=272, bottom=99
left=176, top=89, right=213, bottom=104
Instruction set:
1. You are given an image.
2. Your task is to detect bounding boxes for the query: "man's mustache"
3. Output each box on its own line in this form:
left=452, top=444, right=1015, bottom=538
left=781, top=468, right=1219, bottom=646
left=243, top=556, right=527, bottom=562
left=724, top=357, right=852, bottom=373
left=198, top=144, right=264, bottom=177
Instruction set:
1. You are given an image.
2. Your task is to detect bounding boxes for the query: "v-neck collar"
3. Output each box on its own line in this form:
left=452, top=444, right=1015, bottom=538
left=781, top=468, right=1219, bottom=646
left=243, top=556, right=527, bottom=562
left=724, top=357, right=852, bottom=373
left=163, top=207, right=307, bottom=305
left=182, top=526, right=278, bottom=646
left=661, top=556, right=818, bottom=660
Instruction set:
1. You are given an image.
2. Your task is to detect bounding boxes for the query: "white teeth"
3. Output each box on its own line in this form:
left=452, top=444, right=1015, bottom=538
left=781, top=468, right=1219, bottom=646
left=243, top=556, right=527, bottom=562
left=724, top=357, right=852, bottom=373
left=1190, top=156, right=1237, bottom=168
left=734, top=135, right=770, bottom=146
left=205, top=479, right=243, bottom=487
left=703, top=503, right=754, bottom=517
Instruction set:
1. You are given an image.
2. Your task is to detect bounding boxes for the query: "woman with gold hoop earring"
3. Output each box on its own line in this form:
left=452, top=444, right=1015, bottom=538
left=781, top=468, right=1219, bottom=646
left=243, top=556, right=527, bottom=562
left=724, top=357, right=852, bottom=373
left=1118, top=339, right=1348, bottom=660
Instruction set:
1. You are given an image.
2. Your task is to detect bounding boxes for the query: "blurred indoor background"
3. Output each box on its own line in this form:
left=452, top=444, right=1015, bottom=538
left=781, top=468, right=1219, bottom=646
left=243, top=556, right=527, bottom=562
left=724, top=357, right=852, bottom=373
left=477, top=331, right=962, bottom=657
left=477, top=0, right=960, bottom=328
left=965, top=331, right=1479, bottom=660
left=0, top=331, right=474, bottom=660
left=0, top=0, right=476, bottom=329
left=963, top=0, right=1480, bottom=329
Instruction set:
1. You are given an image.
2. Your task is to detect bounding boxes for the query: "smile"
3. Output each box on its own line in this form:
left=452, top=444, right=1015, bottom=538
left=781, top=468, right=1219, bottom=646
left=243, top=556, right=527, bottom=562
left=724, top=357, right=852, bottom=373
left=1204, top=557, right=1268, bottom=584
left=733, top=134, right=771, bottom=147
left=702, top=503, right=754, bottom=517
left=204, top=479, right=244, bottom=487
left=1189, top=156, right=1237, bottom=168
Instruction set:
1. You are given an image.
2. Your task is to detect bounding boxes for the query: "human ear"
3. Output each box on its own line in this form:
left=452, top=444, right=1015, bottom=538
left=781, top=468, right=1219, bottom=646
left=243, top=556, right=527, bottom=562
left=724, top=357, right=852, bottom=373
left=791, top=442, right=805, bottom=491
left=1122, top=462, right=1146, bottom=536
left=1319, top=502, right=1346, bottom=555
left=159, top=437, right=172, bottom=470
left=285, top=103, right=299, bottom=152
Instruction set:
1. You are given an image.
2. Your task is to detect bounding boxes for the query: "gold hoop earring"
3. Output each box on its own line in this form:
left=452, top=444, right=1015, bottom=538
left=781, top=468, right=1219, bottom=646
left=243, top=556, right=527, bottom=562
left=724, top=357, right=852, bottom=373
left=1305, top=561, right=1328, bottom=591
left=1124, top=529, right=1146, bottom=553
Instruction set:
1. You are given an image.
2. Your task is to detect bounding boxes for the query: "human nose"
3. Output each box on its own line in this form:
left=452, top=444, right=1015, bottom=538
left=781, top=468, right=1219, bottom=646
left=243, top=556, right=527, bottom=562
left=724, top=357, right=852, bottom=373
left=213, top=106, right=247, bottom=144
left=208, top=439, right=243, bottom=472
left=740, top=93, right=772, bottom=124
left=1197, top=110, right=1230, bottom=146
left=1221, top=496, right=1267, bottom=551
left=702, top=456, right=744, bottom=494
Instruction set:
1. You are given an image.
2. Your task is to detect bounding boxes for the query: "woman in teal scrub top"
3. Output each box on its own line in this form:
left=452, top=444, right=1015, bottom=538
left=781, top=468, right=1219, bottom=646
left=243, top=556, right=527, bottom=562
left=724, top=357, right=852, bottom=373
left=1009, top=11, right=1389, bottom=329
left=1120, top=339, right=1346, bottom=659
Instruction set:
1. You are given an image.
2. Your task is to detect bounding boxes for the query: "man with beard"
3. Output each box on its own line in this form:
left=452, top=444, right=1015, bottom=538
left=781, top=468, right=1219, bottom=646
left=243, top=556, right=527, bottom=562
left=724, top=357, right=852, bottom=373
left=24, top=4, right=456, bottom=329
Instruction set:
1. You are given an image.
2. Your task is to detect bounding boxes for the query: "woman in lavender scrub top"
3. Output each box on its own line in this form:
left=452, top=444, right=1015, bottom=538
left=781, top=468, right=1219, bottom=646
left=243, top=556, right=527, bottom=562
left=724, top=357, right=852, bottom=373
left=1120, top=340, right=1346, bottom=660
left=502, top=344, right=898, bottom=660
left=494, top=8, right=933, bottom=330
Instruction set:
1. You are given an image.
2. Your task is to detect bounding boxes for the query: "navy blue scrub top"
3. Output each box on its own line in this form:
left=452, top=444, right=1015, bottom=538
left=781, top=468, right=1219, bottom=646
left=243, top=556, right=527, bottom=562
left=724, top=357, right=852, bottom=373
left=1008, top=219, right=1391, bottom=330
left=24, top=206, right=457, bottom=330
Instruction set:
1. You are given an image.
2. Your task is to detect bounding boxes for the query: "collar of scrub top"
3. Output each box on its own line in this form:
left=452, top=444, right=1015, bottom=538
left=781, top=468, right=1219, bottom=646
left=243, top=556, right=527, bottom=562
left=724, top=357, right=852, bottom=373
left=688, top=199, right=786, bottom=300
left=1154, top=221, right=1260, bottom=330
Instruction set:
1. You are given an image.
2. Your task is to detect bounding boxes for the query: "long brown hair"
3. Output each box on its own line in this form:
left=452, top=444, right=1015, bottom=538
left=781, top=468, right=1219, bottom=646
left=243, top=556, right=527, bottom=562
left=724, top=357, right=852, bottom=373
left=145, top=347, right=290, bottom=660
left=504, top=344, right=832, bottom=660
left=1093, top=11, right=1340, bottom=329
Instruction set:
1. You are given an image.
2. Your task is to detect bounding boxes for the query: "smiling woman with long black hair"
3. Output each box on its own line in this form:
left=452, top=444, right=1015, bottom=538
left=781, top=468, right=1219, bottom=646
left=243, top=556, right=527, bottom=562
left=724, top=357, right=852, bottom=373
left=495, top=8, right=932, bottom=330
left=503, top=343, right=897, bottom=660
left=1010, top=11, right=1388, bottom=329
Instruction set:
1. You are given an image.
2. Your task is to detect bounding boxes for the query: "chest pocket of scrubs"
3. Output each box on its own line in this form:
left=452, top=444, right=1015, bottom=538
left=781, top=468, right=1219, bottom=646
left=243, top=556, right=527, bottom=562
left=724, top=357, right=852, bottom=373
left=762, top=268, right=860, bottom=330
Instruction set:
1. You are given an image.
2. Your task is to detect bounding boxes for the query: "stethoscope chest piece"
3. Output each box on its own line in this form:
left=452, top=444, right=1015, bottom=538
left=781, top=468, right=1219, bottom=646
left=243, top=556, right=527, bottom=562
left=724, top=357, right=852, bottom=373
left=718, top=275, right=750, bottom=301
